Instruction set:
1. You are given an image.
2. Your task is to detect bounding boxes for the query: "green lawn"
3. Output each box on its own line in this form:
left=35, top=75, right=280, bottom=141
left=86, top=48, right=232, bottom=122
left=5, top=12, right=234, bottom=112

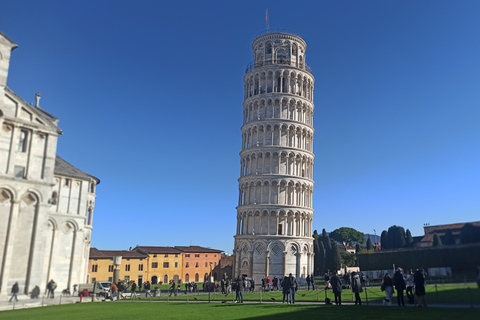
left=2, top=301, right=480, bottom=320
left=126, top=284, right=480, bottom=305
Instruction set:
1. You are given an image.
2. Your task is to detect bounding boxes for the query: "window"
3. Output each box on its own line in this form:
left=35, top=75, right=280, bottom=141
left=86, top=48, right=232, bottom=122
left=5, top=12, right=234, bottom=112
left=126, top=259, right=130, bottom=261
left=175, top=254, right=178, bottom=258
left=152, top=262, right=158, bottom=268
left=195, top=254, right=200, bottom=258
left=14, top=166, right=25, bottom=179
left=185, top=254, right=190, bottom=258
left=18, top=130, right=28, bottom=152
left=185, top=262, right=189, bottom=268
left=195, top=262, right=199, bottom=268
left=93, top=259, right=97, bottom=261
left=214, top=254, right=217, bottom=258
left=91, top=277, right=96, bottom=283
left=175, top=262, right=178, bottom=268
left=205, top=262, right=208, bottom=267
left=108, top=277, right=113, bottom=282
left=125, top=264, right=130, bottom=271
left=278, top=223, right=283, bottom=235
left=124, top=276, right=130, bottom=282
left=89, top=182, right=95, bottom=193
left=108, top=265, right=114, bottom=272
left=205, top=254, right=208, bottom=258
left=164, top=254, right=168, bottom=258
left=91, top=265, right=98, bottom=272
left=163, top=262, right=169, bottom=268
left=153, top=254, right=157, bottom=258
left=65, top=178, right=71, bottom=187
left=139, top=264, right=143, bottom=271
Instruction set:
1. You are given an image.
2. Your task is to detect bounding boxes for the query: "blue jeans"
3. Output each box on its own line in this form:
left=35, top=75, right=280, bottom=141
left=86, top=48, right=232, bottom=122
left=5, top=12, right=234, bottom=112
left=290, top=288, right=296, bottom=304
left=9, top=292, right=18, bottom=302
left=236, top=291, right=243, bottom=303
left=283, top=293, right=290, bottom=304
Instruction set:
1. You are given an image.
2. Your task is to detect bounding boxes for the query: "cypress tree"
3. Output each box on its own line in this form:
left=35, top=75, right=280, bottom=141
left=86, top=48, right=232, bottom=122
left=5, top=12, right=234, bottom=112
left=405, top=229, right=413, bottom=247
left=331, top=240, right=342, bottom=272
left=355, top=243, right=362, bottom=254
left=366, top=237, right=373, bottom=250
left=433, top=233, right=442, bottom=247
left=381, top=230, right=389, bottom=250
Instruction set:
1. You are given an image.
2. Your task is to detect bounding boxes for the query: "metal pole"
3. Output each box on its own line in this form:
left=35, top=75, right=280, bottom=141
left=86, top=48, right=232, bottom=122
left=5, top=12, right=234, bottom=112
left=365, top=287, right=368, bottom=306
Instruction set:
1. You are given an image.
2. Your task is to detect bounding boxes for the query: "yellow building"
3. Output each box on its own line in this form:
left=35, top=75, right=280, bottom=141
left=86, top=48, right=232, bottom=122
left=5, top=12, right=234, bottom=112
left=134, top=246, right=183, bottom=284
left=88, top=248, right=148, bottom=285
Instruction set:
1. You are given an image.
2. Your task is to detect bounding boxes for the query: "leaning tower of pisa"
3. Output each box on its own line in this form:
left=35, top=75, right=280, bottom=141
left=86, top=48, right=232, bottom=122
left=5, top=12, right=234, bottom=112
left=233, top=31, right=315, bottom=283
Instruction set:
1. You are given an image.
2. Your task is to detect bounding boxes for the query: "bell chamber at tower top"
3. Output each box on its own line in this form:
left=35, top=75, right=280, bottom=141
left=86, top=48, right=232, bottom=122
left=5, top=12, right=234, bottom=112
left=245, top=32, right=312, bottom=74
left=244, top=32, right=314, bottom=102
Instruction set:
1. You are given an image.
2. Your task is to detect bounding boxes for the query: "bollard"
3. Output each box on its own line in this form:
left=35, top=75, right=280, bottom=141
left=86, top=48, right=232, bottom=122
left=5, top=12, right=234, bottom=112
left=365, top=287, right=368, bottom=306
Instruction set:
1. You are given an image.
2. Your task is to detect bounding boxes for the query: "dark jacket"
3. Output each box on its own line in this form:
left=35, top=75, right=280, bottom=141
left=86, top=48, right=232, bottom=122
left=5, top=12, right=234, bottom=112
left=282, top=277, right=290, bottom=294
left=393, top=271, right=406, bottom=290
left=351, top=274, right=363, bottom=293
left=12, top=283, right=19, bottom=293
left=330, top=275, right=342, bottom=294
left=289, top=276, right=297, bottom=290
left=235, top=278, right=244, bottom=292
left=383, top=276, right=393, bottom=288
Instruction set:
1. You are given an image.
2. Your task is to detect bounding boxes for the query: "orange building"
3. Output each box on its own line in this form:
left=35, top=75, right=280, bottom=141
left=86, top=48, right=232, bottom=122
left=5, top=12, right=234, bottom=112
left=175, top=246, right=222, bottom=282
left=88, top=248, right=148, bottom=284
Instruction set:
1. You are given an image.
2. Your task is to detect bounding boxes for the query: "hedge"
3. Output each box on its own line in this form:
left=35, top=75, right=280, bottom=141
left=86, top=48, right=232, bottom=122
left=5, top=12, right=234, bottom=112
left=357, top=243, right=480, bottom=272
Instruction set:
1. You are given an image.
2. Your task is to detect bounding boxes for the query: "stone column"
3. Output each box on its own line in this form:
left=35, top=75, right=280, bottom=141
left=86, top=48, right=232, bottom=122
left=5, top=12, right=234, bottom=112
left=265, top=251, right=270, bottom=277
left=282, top=252, right=288, bottom=277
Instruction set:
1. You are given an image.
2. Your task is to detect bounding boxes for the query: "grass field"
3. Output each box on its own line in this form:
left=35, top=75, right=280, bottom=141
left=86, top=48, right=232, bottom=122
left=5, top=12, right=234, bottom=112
left=127, top=284, right=480, bottom=305
left=2, top=301, right=480, bottom=320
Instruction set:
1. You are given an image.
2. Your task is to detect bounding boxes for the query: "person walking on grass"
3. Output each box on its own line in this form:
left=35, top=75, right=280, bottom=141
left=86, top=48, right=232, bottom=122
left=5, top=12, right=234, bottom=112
left=414, top=269, right=427, bottom=307
left=282, top=274, right=291, bottom=304
left=351, top=272, right=363, bottom=305
left=9, top=282, right=19, bottom=303
left=382, top=273, right=394, bottom=306
left=405, top=270, right=414, bottom=304
left=235, top=277, right=244, bottom=303
left=330, top=272, right=342, bottom=305
left=289, top=273, right=298, bottom=304
left=393, top=268, right=406, bottom=306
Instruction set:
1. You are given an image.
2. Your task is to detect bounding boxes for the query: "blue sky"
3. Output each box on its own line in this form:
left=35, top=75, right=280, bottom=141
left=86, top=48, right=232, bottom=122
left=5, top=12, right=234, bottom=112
left=2, top=0, right=479, bottom=253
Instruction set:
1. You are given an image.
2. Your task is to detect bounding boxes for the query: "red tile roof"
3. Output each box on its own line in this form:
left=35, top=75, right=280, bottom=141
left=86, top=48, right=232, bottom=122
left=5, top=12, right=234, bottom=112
left=89, top=247, right=147, bottom=259
left=134, top=246, right=183, bottom=254
left=175, top=246, right=223, bottom=253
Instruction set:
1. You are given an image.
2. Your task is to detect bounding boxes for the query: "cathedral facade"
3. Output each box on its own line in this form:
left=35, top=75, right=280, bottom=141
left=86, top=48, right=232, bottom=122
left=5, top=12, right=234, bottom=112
left=0, top=31, right=99, bottom=295
left=233, top=31, right=315, bottom=282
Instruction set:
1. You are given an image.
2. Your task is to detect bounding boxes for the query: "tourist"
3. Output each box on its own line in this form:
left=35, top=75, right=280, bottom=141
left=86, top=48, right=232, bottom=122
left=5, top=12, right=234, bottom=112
left=267, top=276, right=271, bottom=290
left=109, top=282, right=118, bottom=300
left=272, top=276, right=278, bottom=291
left=9, top=282, right=19, bottom=303
left=414, top=269, right=427, bottom=307
left=351, top=272, right=362, bottom=305
left=261, top=276, right=266, bottom=291
left=306, top=274, right=311, bottom=291
left=30, top=285, right=40, bottom=299
left=382, top=273, right=394, bottom=305
left=144, top=281, right=151, bottom=297
left=282, top=274, right=291, bottom=304
left=169, top=282, right=177, bottom=296
left=47, top=279, right=57, bottom=298
left=311, top=274, right=315, bottom=290
left=130, top=282, right=137, bottom=298
left=235, top=277, right=244, bottom=303
left=330, top=272, right=342, bottom=305
left=250, top=278, right=255, bottom=292
left=393, top=268, right=406, bottom=306
left=405, top=270, right=414, bottom=304
left=289, top=273, right=298, bottom=304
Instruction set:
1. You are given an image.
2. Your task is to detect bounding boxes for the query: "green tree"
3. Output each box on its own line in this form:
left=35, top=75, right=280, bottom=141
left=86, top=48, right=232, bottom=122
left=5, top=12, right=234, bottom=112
left=313, top=230, right=325, bottom=275
left=387, top=225, right=406, bottom=249
left=355, top=243, right=362, bottom=254
left=329, top=227, right=366, bottom=245
left=324, top=238, right=334, bottom=272
left=433, top=233, right=442, bottom=247
left=405, top=229, right=413, bottom=247
left=381, top=230, right=389, bottom=250
left=331, top=240, right=342, bottom=272
left=366, top=238, right=373, bottom=250
left=339, top=251, right=356, bottom=268
left=443, top=229, right=455, bottom=245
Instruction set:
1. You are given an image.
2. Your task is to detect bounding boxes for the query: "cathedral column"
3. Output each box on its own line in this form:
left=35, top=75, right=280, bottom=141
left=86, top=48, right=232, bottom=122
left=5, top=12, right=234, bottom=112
left=282, top=252, right=288, bottom=277
left=265, top=251, right=270, bottom=277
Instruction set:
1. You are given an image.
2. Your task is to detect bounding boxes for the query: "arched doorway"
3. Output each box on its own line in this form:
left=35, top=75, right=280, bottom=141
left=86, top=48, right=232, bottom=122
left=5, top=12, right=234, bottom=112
left=185, top=274, right=190, bottom=282
left=195, top=273, right=199, bottom=282
left=151, top=275, right=158, bottom=284
left=163, top=274, right=168, bottom=284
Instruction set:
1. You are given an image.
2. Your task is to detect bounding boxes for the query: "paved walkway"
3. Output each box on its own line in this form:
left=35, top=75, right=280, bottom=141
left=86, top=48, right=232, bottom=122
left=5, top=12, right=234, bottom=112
left=0, top=293, right=83, bottom=312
